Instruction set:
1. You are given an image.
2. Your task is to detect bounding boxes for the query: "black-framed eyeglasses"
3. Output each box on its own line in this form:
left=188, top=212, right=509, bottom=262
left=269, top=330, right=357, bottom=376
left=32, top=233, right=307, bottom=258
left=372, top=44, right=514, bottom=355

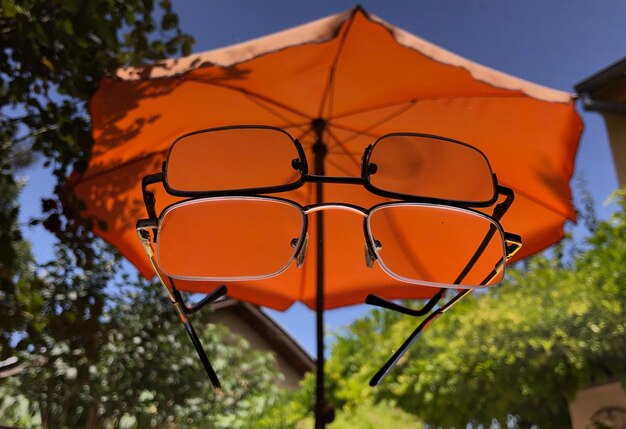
left=141, top=125, right=502, bottom=219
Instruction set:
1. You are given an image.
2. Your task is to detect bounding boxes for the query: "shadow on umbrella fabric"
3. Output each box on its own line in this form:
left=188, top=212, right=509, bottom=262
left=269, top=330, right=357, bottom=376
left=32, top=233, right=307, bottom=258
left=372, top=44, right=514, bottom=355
left=75, top=6, right=581, bottom=428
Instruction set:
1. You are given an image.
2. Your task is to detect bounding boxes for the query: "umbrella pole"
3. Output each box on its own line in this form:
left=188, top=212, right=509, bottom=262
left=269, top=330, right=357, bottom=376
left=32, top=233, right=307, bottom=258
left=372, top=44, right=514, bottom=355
left=312, top=119, right=333, bottom=428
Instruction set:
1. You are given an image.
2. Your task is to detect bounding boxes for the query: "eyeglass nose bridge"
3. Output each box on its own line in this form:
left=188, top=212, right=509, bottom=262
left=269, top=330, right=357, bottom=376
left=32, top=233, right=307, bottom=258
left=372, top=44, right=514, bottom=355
left=303, top=203, right=368, bottom=216
left=302, top=203, right=381, bottom=269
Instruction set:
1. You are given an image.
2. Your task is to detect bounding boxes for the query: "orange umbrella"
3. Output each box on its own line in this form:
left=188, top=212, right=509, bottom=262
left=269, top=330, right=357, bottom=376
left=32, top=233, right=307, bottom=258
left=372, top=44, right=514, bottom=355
left=79, top=7, right=581, bottom=308
left=74, top=6, right=582, bottom=426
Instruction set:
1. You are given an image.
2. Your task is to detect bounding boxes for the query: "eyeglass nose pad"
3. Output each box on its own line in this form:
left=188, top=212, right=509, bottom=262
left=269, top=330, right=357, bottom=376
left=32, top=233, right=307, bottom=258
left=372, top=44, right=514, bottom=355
left=291, top=234, right=309, bottom=268
left=365, top=239, right=382, bottom=268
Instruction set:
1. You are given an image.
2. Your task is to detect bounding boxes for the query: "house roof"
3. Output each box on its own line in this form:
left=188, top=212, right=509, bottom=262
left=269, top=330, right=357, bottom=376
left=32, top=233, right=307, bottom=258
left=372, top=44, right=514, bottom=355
left=575, top=57, right=626, bottom=114
left=211, top=299, right=315, bottom=376
left=575, top=56, right=626, bottom=94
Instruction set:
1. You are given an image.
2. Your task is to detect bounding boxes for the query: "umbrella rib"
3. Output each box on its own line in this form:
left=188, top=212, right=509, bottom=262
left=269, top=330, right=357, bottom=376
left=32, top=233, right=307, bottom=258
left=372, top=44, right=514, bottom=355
left=295, top=127, right=315, bottom=145
left=76, top=119, right=311, bottom=184
left=324, top=127, right=361, bottom=170
left=317, top=8, right=356, bottom=119
left=327, top=101, right=417, bottom=147
left=330, top=99, right=418, bottom=121
left=242, top=92, right=311, bottom=136
left=330, top=92, right=540, bottom=122
left=75, top=150, right=166, bottom=184
left=77, top=86, right=316, bottom=185
left=328, top=122, right=380, bottom=140
left=501, top=183, right=575, bottom=221
left=77, top=126, right=367, bottom=187
left=185, top=77, right=314, bottom=122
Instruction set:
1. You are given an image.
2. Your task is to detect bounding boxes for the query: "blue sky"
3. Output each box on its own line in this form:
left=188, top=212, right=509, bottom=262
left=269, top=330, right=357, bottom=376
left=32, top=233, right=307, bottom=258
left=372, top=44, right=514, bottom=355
left=18, top=1, right=626, bottom=355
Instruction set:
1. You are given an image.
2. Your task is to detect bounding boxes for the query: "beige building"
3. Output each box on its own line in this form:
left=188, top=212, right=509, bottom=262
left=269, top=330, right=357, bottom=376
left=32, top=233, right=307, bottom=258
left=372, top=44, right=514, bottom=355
left=576, top=56, right=626, bottom=187
left=568, top=382, right=626, bottom=429
left=570, top=57, right=626, bottom=429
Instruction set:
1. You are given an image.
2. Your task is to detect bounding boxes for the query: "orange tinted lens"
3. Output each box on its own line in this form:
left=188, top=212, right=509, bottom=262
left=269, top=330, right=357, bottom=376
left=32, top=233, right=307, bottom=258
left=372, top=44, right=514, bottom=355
left=157, top=198, right=305, bottom=280
left=368, top=135, right=495, bottom=203
left=368, top=205, right=505, bottom=287
left=166, top=127, right=302, bottom=192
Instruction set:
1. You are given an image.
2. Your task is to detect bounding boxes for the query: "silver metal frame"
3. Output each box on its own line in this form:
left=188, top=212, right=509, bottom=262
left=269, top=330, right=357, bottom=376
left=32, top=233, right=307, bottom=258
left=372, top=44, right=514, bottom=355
left=138, top=196, right=518, bottom=289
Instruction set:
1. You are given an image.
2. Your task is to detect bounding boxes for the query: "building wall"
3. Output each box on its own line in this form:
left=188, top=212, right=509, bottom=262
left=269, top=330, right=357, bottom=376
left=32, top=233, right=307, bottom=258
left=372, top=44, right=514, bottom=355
left=209, top=309, right=306, bottom=389
left=593, top=78, right=626, bottom=188
left=569, top=382, right=626, bottom=429
left=604, top=113, right=626, bottom=188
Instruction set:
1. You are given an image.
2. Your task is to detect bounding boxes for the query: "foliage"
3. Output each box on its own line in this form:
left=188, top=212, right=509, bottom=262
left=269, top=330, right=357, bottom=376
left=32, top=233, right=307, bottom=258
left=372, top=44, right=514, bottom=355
left=249, top=385, right=312, bottom=429
left=99, top=278, right=285, bottom=429
left=2, top=242, right=115, bottom=428
left=251, top=379, right=425, bottom=429
left=321, top=192, right=626, bottom=428
left=330, top=401, right=424, bottom=429
left=0, top=172, right=32, bottom=359
left=1, top=0, right=194, bottom=267
left=1, top=3, right=298, bottom=428
left=1, top=250, right=285, bottom=428
left=1, top=0, right=194, bottom=354
left=0, top=389, right=41, bottom=427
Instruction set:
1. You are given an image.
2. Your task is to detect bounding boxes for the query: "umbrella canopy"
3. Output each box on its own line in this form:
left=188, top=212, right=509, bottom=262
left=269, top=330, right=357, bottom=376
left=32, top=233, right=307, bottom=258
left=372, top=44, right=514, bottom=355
left=75, top=7, right=583, bottom=427
left=76, top=6, right=581, bottom=308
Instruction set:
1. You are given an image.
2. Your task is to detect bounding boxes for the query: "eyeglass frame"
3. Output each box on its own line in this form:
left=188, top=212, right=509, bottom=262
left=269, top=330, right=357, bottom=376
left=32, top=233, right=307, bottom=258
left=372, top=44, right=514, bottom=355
left=138, top=195, right=521, bottom=288
left=135, top=124, right=523, bottom=390
left=141, top=125, right=502, bottom=221
left=136, top=188, right=521, bottom=387
left=135, top=192, right=521, bottom=389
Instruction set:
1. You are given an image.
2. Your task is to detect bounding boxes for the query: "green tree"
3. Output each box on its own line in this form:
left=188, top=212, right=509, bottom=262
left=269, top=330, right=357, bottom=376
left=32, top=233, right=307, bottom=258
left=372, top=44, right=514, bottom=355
left=1, top=0, right=193, bottom=268
left=250, top=337, right=428, bottom=428
left=0, top=174, right=29, bottom=357
left=1, top=3, right=292, bottom=428
left=1, top=0, right=194, bottom=356
left=97, top=277, right=285, bottom=429
left=0, top=136, right=34, bottom=359
left=253, top=381, right=425, bottom=429
left=329, top=401, right=424, bottom=429
left=322, top=192, right=626, bottom=428
left=1, top=246, right=286, bottom=428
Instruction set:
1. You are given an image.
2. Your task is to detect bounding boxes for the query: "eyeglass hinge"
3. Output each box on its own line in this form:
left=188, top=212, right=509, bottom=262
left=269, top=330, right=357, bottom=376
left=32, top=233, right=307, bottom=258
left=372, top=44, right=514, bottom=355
left=504, top=232, right=522, bottom=260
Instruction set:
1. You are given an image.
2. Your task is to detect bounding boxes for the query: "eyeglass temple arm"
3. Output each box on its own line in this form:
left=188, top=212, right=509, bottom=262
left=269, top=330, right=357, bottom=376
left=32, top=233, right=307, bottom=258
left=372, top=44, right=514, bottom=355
left=365, top=288, right=445, bottom=317
left=493, top=184, right=514, bottom=222
left=179, top=284, right=228, bottom=314
left=369, top=287, right=472, bottom=386
left=369, top=256, right=506, bottom=387
left=367, top=184, right=515, bottom=314
left=136, top=224, right=224, bottom=390
left=142, top=173, right=164, bottom=221
left=369, top=189, right=521, bottom=386
left=168, top=279, right=226, bottom=387
left=370, top=251, right=510, bottom=387
left=494, top=186, right=523, bottom=259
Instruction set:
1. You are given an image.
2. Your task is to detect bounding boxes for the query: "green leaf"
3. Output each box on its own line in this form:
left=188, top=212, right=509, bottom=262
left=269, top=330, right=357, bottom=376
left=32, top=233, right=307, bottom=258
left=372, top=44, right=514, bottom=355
left=319, top=194, right=626, bottom=428
left=34, top=23, right=50, bottom=48
left=61, top=0, right=80, bottom=14
left=62, top=19, right=74, bottom=36
left=1, top=0, right=17, bottom=18
left=161, top=11, right=177, bottom=30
